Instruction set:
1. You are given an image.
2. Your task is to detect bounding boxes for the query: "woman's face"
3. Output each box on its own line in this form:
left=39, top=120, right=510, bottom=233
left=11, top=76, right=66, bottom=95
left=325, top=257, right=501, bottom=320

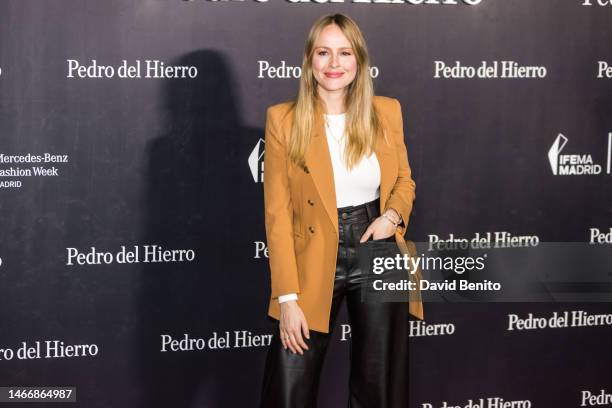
left=311, top=24, right=358, bottom=95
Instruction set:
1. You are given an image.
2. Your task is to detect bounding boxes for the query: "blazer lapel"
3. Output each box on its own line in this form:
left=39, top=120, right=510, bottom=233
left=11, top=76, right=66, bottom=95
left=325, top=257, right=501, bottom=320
left=304, top=99, right=339, bottom=233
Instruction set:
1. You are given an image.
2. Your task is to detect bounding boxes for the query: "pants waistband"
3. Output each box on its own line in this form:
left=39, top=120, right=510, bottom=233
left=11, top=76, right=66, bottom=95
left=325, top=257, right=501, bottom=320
left=337, top=197, right=380, bottom=223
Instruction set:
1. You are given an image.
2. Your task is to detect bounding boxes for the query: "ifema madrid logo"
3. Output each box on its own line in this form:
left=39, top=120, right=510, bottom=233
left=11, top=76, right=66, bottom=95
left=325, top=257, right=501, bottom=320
left=548, top=133, right=612, bottom=176
left=249, top=138, right=265, bottom=183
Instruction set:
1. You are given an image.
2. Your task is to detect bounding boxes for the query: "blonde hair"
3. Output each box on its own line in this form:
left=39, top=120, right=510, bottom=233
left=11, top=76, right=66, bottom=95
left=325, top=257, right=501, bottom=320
left=289, top=13, right=385, bottom=170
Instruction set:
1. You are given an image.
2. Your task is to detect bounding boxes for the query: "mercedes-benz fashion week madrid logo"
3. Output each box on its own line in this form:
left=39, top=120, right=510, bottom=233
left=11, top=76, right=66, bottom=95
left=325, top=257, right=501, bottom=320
left=548, top=133, right=612, bottom=176
left=249, top=138, right=265, bottom=183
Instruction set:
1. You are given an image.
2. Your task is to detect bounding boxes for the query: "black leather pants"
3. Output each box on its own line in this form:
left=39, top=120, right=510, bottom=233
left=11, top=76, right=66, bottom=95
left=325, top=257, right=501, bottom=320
left=260, top=198, right=409, bottom=408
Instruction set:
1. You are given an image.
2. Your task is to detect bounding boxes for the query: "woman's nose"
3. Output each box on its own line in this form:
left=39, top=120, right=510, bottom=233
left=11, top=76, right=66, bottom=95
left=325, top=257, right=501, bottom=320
left=329, top=54, right=339, bottom=67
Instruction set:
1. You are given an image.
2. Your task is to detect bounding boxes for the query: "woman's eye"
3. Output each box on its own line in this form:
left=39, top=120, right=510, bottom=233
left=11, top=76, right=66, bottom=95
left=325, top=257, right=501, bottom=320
left=317, top=51, right=351, bottom=56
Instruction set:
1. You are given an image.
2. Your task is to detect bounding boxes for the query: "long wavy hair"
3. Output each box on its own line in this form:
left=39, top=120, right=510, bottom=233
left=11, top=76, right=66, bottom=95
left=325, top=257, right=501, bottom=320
left=289, top=13, right=385, bottom=170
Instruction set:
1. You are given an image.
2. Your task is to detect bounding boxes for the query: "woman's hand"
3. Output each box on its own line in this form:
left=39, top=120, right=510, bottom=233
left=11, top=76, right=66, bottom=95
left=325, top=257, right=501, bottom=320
left=279, top=300, right=310, bottom=355
left=359, top=209, right=399, bottom=243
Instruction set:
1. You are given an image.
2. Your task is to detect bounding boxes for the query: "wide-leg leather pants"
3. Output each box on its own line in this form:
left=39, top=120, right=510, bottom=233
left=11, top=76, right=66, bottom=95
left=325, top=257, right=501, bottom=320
left=260, top=198, right=409, bottom=408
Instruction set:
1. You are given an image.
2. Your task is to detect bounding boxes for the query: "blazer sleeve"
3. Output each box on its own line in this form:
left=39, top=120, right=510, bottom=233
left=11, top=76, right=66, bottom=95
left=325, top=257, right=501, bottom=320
left=263, top=106, right=301, bottom=298
left=384, top=98, right=417, bottom=236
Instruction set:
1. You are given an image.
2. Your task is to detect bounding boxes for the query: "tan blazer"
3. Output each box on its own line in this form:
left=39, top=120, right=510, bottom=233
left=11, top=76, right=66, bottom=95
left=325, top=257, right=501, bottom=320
left=263, top=95, right=423, bottom=333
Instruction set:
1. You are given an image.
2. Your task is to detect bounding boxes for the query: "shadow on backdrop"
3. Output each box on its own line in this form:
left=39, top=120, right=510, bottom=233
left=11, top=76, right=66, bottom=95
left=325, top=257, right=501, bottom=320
left=138, top=49, right=272, bottom=408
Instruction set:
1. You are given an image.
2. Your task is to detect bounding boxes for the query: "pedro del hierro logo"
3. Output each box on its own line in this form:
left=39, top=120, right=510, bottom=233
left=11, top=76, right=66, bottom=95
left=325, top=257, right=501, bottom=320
left=548, top=133, right=612, bottom=176
left=249, top=138, right=265, bottom=183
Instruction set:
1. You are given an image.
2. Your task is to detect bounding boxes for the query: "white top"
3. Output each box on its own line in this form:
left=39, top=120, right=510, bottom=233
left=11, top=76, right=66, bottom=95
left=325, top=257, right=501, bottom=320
left=324, top=113, right=381, bottom=207
left=278, top=113, right=381, bottom=304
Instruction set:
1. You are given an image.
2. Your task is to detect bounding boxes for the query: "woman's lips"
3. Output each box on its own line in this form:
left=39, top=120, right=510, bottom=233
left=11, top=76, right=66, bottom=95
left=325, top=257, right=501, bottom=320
left=325, top=72, right=344, bottom=78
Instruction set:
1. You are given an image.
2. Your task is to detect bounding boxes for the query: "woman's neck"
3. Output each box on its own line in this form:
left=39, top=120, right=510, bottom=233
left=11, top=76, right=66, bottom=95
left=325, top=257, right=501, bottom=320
left=317, top=86, right=346, bottom=115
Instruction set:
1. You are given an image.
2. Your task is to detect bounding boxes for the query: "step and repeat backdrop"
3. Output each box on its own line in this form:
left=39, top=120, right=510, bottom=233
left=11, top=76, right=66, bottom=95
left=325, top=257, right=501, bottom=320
left=1, top=0, right=611, bottom=407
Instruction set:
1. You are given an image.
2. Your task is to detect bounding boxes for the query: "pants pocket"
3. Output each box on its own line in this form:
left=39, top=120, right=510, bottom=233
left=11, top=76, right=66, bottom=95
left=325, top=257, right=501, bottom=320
left=349, top=222, right=369, bottom=244
left=370, top=235, right=395, bottom=243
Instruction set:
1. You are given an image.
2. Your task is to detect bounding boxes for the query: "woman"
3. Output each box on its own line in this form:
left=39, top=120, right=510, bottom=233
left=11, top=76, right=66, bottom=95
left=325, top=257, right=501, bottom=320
left=260, top=13, right=423, bottom=408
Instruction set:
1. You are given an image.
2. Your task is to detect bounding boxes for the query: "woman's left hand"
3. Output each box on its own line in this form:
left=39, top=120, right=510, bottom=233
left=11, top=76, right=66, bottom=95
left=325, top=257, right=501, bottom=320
left=359, top=210, right=398, bottom=243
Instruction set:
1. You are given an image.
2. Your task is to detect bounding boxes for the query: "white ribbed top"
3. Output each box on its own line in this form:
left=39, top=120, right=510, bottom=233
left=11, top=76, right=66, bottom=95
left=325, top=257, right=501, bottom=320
left=324, top=113, right=381, bottom=208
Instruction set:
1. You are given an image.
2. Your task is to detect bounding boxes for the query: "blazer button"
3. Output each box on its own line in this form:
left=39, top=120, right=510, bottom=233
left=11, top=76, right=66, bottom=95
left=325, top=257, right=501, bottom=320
left=307, top=199, right=314, bottom=206
left=308, top=226, right=315, bottom=233
left=304, top=166, right=310, bottom=174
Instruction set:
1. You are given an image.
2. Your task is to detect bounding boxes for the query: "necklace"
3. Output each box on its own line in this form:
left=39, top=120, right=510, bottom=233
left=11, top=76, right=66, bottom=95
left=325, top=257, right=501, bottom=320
left=324, top=114, right=346, bottom=148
